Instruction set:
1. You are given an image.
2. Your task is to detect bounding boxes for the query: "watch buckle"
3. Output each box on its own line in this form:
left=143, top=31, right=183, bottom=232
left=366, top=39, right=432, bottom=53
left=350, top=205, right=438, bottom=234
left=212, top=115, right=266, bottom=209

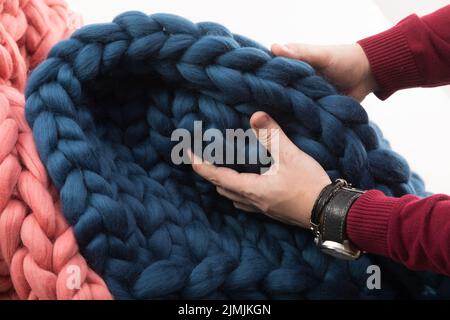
left=310, top=222, right=320, bottom=238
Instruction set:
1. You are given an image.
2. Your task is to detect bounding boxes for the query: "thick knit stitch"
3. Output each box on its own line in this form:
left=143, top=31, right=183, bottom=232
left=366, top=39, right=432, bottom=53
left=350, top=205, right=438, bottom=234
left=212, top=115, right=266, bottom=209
left=0, top=0, right=111, bottom=300
left=26, top=11, right=450, bottom=299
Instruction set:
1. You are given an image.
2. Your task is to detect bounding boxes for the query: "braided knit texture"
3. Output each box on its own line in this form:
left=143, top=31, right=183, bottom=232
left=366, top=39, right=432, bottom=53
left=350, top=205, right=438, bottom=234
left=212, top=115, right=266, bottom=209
left=0, top=0, right=111, bottom=300
left=26, top=11, right=450, bottom=299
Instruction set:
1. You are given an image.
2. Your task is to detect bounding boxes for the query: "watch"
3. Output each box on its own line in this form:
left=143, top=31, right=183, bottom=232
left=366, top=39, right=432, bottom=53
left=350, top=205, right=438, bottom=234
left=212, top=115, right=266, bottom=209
left=310, top=179, right=365, bottom=260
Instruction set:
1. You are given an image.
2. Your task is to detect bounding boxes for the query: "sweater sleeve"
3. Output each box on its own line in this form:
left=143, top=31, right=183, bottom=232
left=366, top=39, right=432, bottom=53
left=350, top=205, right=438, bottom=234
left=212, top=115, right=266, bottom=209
left=357, top=5, right=450, bottom=100
left=346, top=190, right=450, bottom=277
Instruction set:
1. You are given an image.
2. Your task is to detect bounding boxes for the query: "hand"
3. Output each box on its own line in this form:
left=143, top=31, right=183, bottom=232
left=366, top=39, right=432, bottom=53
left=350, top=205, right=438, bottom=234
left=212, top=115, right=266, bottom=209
left=189, top=112, right=331, bottom=229
left=272, top=43, right=378, bottom=102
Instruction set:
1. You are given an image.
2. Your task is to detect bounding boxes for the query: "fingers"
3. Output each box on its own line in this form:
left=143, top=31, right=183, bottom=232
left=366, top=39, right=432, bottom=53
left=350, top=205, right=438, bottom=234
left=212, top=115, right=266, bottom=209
left=271, top=43, right=331, bottom=69
left=250, top=111, right=294, bottom=163
left=272, top=43, right=297, bottom=58
left=190, top=153, right=262, bottom=213
left=233, top=202, right=259, bottom=213
left=216, top=187, right=250, bottom=204
left=189, top=150, right=260, bottom=193
left=217, top=187, right=260, bottom=212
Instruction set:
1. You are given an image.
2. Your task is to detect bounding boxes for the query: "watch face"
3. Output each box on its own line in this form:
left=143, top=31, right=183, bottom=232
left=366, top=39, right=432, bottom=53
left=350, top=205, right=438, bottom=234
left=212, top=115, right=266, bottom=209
left=320, top=241, right=360, bottom=260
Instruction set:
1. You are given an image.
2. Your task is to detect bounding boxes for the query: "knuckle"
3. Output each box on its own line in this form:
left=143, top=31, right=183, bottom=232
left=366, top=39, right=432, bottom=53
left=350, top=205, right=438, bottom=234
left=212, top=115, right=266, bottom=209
left=208, top=176, right=220, bottom=186
left=242, top=188, right=258, bottom=200
left=241, top=180, right=262, bottom=200
left=259, top=203, right=270, bottom=213
left=216, top=186, right=225, bottom=195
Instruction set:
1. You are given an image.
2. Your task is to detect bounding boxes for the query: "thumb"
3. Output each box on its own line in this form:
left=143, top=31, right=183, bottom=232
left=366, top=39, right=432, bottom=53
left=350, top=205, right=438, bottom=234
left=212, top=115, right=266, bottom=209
left=250, top=112, right=293, bottom=163
left=271, top=43, right=331, bottom=69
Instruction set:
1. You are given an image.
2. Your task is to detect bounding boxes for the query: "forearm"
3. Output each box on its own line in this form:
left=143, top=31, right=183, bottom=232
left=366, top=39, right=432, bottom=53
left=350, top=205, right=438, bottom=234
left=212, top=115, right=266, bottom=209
left=358, top=5, right=450, bottom=100
left=346, top=190, right=450, bottom=276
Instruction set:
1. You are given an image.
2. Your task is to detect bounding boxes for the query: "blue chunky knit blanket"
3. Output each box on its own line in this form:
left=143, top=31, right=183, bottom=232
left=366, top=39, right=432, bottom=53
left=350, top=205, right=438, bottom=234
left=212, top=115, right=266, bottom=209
left=25, top=11, right=450, bottom=299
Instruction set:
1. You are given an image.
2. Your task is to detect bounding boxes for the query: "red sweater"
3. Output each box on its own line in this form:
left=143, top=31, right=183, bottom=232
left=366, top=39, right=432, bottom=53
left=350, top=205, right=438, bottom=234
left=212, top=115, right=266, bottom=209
left=347, top=5, right=450, bottom=276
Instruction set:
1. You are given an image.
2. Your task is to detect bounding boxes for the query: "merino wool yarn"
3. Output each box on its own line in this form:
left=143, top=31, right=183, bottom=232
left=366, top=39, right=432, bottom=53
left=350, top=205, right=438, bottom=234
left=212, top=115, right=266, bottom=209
left=26, top=11, right=450, bottom=299
left=0, top=0, right=111, bottom=299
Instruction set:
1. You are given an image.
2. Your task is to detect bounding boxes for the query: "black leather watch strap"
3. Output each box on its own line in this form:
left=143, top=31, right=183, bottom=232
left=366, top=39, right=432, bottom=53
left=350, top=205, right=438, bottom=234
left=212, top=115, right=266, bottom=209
left=321, top=188, right=364, bottom=243
left=310, top=180, right=346, bottom=228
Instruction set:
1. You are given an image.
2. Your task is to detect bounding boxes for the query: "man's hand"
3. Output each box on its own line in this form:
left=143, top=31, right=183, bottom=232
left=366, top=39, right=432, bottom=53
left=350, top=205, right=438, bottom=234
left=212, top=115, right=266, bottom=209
left=190, top=112, right=331, bottom=229
left=272, top=43, right=378, bottom=102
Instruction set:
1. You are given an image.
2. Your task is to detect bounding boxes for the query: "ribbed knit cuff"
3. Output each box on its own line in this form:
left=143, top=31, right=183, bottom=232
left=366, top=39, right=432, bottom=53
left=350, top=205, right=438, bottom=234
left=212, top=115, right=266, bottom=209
left=346, top=190, right=401, bottom=257
left=358, top=18, right=422, bottom=100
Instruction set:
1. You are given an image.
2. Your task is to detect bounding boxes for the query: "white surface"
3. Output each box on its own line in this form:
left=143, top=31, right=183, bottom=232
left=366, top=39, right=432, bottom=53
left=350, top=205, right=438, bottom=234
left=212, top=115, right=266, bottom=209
left=66, top=0, right=450, bottom=194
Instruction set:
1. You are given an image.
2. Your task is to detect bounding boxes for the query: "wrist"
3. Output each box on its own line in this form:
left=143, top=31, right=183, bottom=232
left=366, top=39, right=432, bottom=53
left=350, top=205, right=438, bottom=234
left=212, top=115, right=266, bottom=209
left=310, top=179, right=365, bottom=260
left=357, top=18, right=422, bottom=100
left=304, top=181, right=331, bottom=224
left=355, top=43, right=379, bottom=95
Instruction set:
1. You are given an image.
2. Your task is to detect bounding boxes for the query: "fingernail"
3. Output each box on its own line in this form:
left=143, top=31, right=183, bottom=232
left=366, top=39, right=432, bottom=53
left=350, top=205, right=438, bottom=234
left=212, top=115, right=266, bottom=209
left=253, top=113, right=270, bottom=129
left=280, top=44, right=293, bottom=54
left=187, top=149, right=200, bottom=164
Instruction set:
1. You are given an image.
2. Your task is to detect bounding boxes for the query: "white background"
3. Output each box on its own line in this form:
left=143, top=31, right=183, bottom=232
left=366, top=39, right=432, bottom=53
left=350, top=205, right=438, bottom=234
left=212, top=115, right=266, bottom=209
left=66, top=0, right=450, bottom=194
